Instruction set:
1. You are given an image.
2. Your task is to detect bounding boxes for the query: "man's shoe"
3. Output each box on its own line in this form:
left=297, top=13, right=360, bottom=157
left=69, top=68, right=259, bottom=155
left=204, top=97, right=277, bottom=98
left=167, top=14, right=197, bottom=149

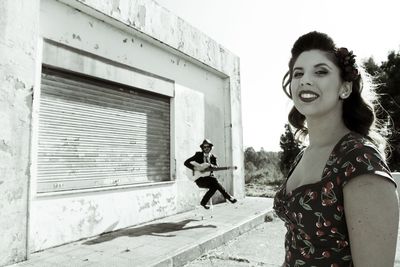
left=201, top=203, right=210, bottom=210
left=228, top=197, right=237, bottom=204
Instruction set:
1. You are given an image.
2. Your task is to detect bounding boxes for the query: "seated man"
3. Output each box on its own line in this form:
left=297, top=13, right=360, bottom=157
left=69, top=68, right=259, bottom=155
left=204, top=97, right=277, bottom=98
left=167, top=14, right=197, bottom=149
left=184, top=139, right=237, bottom=209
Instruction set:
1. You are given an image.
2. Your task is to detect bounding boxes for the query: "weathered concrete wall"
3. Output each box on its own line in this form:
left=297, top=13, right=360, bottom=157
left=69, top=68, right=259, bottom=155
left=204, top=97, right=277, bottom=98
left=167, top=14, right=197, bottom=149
left=30, top=185, right=177, bottom=251
left=57, top=0, right=244, bottom=197
left=0, top=0, right=242, bottom=262
left=174, top=84, right=205, bottom=210
left=0, top=0, right=40, bottom=265
left=27, top=0, right=240, bottom=252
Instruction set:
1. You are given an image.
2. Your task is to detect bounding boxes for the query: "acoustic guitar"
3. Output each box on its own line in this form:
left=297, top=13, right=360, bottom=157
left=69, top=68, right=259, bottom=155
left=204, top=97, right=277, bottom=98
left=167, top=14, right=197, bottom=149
left=190, top=161, right=237, bottom=180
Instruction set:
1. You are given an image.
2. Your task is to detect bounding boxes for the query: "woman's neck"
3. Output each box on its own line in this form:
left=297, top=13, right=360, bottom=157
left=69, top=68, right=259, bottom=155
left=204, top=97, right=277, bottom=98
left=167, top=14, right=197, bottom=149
left=307, top=116, right=350, bottom=148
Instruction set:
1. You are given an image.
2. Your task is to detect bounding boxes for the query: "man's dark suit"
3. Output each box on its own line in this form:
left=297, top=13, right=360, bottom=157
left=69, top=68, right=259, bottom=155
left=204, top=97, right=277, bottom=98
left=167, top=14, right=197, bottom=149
left=184, top=151, right=217, bottom=172
left=184, top=151, right=231, bottom=206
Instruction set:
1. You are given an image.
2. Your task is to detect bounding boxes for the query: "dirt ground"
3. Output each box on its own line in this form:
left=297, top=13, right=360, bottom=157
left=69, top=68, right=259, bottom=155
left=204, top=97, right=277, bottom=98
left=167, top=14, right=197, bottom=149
left=245, top=183, right=279, bottom=198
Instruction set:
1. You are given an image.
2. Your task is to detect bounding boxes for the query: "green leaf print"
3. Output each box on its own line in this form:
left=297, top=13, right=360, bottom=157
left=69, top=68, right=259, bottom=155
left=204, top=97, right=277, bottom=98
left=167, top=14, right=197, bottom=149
left=299, top=197, right=311, bottom=210
left=342, top=255, right=352, bottom=261
left=301, top=202, right=312, bottom=210
left=341, top=161, right=349, bottom=168
left=294, top=259, right=305, bottom=266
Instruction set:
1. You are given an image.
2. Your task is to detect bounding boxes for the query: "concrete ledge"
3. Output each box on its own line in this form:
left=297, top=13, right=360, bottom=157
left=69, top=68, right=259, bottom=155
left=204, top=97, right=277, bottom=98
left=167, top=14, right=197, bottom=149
left=150, top=199, right=274, bottom=267
left=9, top=197, right=274, bottom=267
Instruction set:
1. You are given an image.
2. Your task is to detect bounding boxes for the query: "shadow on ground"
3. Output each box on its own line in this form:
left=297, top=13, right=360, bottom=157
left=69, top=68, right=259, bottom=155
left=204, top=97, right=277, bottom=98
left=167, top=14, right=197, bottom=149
left=83, top=219, right=216, bottom=245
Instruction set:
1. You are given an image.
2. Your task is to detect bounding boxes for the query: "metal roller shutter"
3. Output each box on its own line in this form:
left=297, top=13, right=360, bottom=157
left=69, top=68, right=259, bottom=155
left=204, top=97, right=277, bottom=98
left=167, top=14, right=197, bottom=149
left=37, top=68, right=171, bottom=193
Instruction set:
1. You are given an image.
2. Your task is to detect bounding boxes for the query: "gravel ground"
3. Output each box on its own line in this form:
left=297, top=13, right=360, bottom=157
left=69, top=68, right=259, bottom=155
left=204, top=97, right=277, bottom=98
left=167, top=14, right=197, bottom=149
left=184, top=214, right=286, bottom=267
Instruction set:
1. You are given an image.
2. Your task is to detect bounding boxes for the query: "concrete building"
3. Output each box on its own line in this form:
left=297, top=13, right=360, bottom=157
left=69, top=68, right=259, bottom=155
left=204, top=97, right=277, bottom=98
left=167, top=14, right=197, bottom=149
left=0, top=0, right=243, bottom=266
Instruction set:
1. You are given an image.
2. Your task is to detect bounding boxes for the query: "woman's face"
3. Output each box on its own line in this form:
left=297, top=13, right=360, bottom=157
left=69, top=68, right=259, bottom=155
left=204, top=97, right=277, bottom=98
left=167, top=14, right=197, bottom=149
left=290, top=49, right=344, bottom=119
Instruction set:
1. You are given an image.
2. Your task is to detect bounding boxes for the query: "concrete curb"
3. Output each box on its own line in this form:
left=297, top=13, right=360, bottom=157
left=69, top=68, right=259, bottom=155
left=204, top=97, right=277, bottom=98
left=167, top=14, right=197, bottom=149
left=151, top=209, right=275, bottom=267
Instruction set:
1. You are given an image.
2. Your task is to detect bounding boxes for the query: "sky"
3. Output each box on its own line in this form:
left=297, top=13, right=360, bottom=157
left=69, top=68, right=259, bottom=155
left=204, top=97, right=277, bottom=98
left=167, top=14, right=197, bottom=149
left=155, top=0, right=400, bottom=151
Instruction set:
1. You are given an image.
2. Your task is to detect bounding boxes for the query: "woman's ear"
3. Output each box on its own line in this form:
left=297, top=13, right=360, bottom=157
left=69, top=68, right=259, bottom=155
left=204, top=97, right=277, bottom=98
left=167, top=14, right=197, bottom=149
left=339, top=82, right=353, bottom=99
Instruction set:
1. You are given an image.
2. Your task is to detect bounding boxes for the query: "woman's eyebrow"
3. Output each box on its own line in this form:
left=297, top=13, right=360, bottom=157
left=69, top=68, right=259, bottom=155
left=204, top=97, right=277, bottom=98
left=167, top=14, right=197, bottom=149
left=293, top=63, right=332, bottom=72
left=314, top=63, right=332, bottom=69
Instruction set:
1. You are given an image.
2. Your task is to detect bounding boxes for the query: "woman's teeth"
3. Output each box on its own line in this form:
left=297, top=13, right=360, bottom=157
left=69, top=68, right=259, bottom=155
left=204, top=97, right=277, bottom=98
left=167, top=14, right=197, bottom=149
left=299, top=91, right=319, bottom=102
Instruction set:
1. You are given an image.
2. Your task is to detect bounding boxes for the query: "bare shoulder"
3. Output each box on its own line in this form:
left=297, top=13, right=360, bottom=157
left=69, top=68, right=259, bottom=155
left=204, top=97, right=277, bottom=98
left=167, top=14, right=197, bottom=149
left=343, top=174, right=399, bottom=267
left=343, top=173, right=396, bottom=196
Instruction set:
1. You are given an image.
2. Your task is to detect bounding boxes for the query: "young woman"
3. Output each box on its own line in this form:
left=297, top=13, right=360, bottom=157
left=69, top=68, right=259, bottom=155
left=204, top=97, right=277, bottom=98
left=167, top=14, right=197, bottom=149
left=273, top=31, right=399, bottom=267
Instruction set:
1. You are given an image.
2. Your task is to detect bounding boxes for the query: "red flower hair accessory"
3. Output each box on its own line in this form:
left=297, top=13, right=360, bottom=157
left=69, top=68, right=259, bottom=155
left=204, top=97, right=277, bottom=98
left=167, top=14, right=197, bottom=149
left=334, top=47, right=360, bottom=82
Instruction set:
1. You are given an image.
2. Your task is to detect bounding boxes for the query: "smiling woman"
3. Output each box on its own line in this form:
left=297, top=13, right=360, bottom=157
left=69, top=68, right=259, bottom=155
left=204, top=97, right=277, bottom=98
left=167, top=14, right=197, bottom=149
left=274, top=31, right=399, bottom=267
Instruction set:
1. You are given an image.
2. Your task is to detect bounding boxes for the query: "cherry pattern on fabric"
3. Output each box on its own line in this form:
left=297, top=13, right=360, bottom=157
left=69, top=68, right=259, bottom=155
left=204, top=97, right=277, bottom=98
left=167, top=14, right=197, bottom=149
left=273, top=132, right=395, bottom=267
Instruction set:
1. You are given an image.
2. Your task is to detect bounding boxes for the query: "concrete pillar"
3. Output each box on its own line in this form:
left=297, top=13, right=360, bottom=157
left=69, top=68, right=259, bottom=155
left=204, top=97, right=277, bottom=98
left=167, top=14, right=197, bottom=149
left=0, top=0, right=40, bottom=265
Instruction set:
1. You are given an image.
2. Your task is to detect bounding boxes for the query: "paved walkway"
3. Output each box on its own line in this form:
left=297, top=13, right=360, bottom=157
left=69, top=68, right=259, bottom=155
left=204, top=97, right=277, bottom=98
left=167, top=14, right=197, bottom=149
left=9, top=197, right=274, bottom=267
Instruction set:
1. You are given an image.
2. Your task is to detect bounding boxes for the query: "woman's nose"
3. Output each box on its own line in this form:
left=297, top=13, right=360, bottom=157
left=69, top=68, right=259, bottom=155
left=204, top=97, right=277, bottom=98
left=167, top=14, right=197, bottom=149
left=300, top=74, right=313, bottom=86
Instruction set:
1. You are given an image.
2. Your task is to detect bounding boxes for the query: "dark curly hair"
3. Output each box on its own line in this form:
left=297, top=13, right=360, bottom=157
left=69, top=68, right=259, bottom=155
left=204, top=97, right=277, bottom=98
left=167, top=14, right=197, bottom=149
left=282, top=31, right=388, bottom=154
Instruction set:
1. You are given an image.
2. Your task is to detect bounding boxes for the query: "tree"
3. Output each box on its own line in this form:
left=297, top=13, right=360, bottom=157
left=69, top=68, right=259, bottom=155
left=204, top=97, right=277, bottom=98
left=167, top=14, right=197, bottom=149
left=363, top=51, right=400, bottom=171
left=244, top=147, right=257, bottom=167
left=279, top=123, right=302, bottom=177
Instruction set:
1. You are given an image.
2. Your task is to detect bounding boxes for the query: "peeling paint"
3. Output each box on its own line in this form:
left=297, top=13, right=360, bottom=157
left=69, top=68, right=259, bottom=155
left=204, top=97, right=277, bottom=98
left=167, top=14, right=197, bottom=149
left=111, top=0, right=121, bottom=15
left=5, top=76, right=26, bottom=91
left=7, top=187, right=23, bottom=203
left=139, top=202, right=150, bottom=211
left=94, top=43, right=99, bottom=49
left=166, top=196, right=175, bottom=203
left=89, top=21, right=93, bottom=27
left=25, top=87, right=33, bottom=110
left=25, top=162, right=30, bottom=177
left=137, top=5, right=146, bottom=27
left=151, top=192, right=161, bottom=207
left=123, top=38, right=127, bottom=43
left=0, top=140, right=12, bottom=155
left=86, top=202, right=103, bottom=225
left=128, top=18, right=135, bottom=27
left=177, top=41, right=184, bottom=50
left=15, top=79, right=26, bottom=90
left=72, top=33, right=81, bottom=41
left=77, top=201, right=103, bottom=230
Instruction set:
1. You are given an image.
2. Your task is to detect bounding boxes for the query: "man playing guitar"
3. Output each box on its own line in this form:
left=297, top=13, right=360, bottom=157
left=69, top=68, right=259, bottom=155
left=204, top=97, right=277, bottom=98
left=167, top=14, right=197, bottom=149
left=184, top=139, right=237, bottom=209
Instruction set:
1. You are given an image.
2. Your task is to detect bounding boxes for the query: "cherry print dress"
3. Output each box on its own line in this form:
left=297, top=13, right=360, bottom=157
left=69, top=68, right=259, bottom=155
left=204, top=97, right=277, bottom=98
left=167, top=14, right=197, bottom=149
left=273, top=132, right=396, bottom=267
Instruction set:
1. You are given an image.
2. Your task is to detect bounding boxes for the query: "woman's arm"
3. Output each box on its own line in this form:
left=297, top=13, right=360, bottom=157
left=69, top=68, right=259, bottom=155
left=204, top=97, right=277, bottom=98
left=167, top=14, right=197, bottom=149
left=344, top=174, right=399, bottom=267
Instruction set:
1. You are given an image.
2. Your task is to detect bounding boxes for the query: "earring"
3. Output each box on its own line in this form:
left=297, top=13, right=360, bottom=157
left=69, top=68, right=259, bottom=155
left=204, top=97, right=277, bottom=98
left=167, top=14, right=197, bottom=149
left=340, top=93, right=349, bottom=99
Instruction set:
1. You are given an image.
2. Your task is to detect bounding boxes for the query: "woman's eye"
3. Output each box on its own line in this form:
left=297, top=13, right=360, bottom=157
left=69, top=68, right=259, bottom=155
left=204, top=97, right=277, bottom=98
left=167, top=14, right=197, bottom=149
left=293, top=72, right=303, bottom=78
left=315, top=70, right=328, bottom=75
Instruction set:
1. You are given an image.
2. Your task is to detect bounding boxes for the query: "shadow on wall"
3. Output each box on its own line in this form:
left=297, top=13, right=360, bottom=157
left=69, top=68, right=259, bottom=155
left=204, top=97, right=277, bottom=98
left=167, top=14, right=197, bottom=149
left=83, top=219, right=216, bottom=245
